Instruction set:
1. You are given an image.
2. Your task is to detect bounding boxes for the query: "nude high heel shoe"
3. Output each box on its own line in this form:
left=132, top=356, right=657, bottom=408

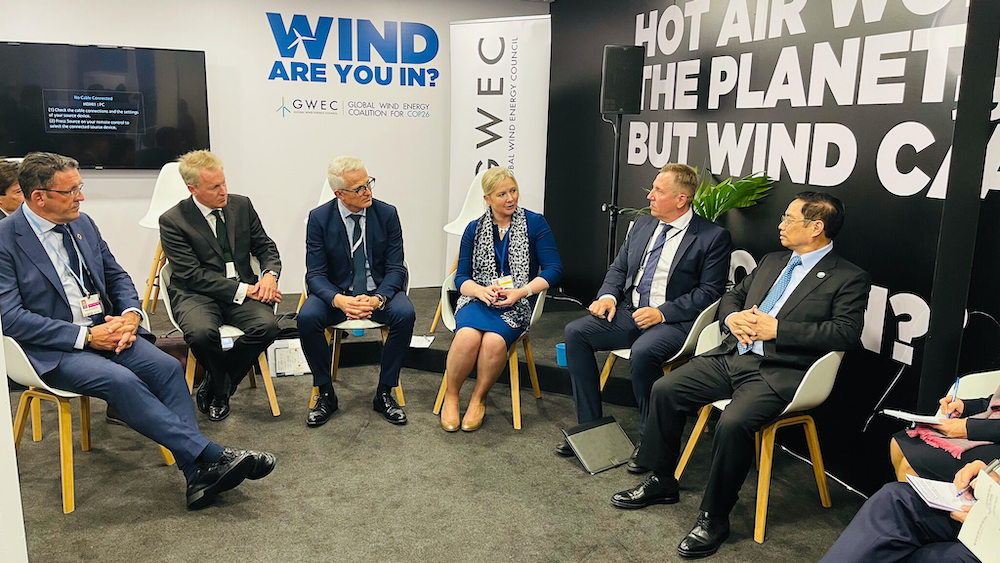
left=461, top=403, right=486, bottom=432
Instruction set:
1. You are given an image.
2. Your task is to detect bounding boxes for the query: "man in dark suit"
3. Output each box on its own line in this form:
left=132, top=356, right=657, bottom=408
left=159, top=150, right=282, bottom=422
left=0, top=158, right=23, bottom=219
left=0, top=152, right=274, bottom=509
left=820, top=459, right=989, bottom=562
left=297, top=156, right=414, bottom=427
left=559, top=163, right=731, bottom=471
left=610, top=192, right=871, bottom=559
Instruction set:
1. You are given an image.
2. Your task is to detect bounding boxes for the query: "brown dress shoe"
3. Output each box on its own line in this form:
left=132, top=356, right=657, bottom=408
left=461, top=403, right=486, bottom=432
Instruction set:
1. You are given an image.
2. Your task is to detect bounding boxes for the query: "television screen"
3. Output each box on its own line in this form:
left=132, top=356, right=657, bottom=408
left=0, top=42, right=210, bottom=169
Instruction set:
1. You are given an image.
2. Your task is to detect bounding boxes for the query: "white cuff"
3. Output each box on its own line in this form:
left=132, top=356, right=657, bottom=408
left=234, top=283, right=249, bottom=304
left=597, top=294, right=618, bottom=305
left=74, top=327, right=88, bottom=350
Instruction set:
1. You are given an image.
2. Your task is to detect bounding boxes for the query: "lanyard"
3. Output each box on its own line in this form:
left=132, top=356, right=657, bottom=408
left=494, top=226, right=511, bottom=275
left=347, top=214, right=365, bottom=254
left=641, top=222, right=685, bottom=271
left=25, top=212, right=91, bottom=294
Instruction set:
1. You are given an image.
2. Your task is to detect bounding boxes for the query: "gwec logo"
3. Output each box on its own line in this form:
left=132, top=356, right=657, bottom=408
left=266, top=13, right=441, bottom=87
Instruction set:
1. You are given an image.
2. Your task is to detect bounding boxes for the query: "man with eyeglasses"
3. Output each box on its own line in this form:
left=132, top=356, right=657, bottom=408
left=0, top=159, right=24, bottom=219
left=0, top=152, right=275, bottom=509
left=609, top=192, right=870, bottom=559
left=297, top=155, right=413, bottom=427
left=159, top=150, right=282, bottom=422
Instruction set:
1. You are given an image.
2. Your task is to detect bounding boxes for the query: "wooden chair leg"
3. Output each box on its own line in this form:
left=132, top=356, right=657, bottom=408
left=12, top=392, right=33, bottom=450
left=522, top=336, right=541, bottom=399
left=141, top=243, right=163, bottom=313
left=57, top=398, right=75, bottom=514
left=296, top=292, right=307, bottom=314
left=598, top=353, right=618, bottom=392
left=675, top=404, right=713, bottom=481
left=433, top=372, right=447, bottom=414
left=150, top=250, right=167, bottom=314
left=31, top=396, right=41, bottom=442
left=380, top=326, right=389, bottom=343
left=257, top=352, right=280, bottom=416
left=754, top=422, right=779, bottom=544
left=248, top=366, right=258, bottom=388
left=159, top=446, right=176, bottom=466
left=331, top=330, right=343, bottom=382
left=509, top=348, right=522, bottom=430
left=803, top=415, right=832, bottom=507
left=394, top=383, right=406, bottom=407
left=429, top=299, right=443, bottom=333
left=185, top=350, right=197, bottom=393
left=755, top=432, right=761, bottom=470
left=79, top=397, right=91, bottom=452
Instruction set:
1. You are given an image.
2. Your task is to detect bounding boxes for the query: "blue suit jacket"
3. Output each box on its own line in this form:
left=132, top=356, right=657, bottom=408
left=305, top=198, right=406, bottom=306
left=598, top=212, right=731, bottom=326
left=0, top=207, right=148, bottom=375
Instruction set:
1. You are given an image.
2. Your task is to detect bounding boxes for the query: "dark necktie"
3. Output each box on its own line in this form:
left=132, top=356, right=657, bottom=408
left=54, top=224, right=102, bottom=322
left=637, top=223, right=672, bottom=308
left=738, top=255, right=803, bottom=355
left=350, top=214, right=367, bottom=295
left=212, top=210, right=233, bottom=262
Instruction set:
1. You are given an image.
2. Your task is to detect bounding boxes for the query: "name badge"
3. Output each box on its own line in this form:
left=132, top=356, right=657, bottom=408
left=80, top=294, right=103, bottom=317
left=226, top=262, right=237, bottom=279
left=493, top=275, right=514, bottom=289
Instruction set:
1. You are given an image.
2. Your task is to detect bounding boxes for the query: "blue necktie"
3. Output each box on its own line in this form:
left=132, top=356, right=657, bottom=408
left=637, top=224, right=671, bottom=308
left=738, top=255, right=802, bottom=355
left=350, top=214, right=367, bottom=295
left=54, top=224, right=102, bottom=323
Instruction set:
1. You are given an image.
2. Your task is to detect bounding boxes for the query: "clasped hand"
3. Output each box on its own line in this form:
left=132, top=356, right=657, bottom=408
left=247, top=273, right=281, bottom=304
left=334, top=294, right=381, bottom=320
left=89, top=312, right=141, bottom=354
left=476, top=284, right=526, bottom=308
left=725, top=306, right=778, bottom=345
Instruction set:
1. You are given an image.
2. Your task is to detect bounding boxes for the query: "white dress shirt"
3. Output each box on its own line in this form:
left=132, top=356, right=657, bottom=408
left=192, top=198, right=249, bottom=304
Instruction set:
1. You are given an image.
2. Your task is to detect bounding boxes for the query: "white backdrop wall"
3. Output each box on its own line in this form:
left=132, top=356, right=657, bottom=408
left=0, top=0, right=548, bottom=293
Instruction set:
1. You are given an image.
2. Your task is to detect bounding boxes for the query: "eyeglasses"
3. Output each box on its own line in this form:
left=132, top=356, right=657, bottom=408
left=778, top=214, right=814, bottom=227
left=340, top=177, right=375, bottom=195
left=41, top=183, right=84, bottom=197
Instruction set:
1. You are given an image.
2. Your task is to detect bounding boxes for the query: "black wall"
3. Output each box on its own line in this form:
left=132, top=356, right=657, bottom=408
left=545, top=0, right=996, bottom=494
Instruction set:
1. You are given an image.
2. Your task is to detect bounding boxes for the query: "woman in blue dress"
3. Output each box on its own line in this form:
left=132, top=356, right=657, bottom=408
left=440, top=167, right=562, bottom=432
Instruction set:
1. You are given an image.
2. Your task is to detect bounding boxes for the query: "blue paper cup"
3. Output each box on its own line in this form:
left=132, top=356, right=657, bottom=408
left=556, top=343, right=567, bottom=367
left=352, top=329, right=365, bottom=336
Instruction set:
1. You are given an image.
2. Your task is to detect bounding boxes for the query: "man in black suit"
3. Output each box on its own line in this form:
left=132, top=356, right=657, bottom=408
left=559, top=163, right=731, bottom=472
left=297, top=155, right=413, bottom=427
left=0, top=159, right=23, bottom=219
left=159, top=150, right=282, bottom=422
left=610, top=192, right=871, bottom=559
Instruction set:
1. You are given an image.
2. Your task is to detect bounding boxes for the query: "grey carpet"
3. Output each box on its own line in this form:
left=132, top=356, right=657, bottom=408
left=11, top=367, right=862, bottom=563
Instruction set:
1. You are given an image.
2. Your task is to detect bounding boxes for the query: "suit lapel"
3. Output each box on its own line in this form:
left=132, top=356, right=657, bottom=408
left=748, top=251, right=790, bottom=307
left=14, top=212, right=69, bottom=303
left=667, top=214, right=699, bottom=281
left=68, top=221, right=107, bottom=298
left=181, top=197, right=224, bottom=259
left=331, top=201, right=352, bottom=259
left=628, top=217, right=657, bottom=282
left=365, top=204, right=381, bottom=266
left=224, top=203, right=237, bottom=257
left=776, top=250, right=840, bottom=318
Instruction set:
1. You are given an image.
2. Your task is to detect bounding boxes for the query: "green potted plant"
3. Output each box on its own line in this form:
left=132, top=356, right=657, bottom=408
left=623, top=169, right=774, bottom=222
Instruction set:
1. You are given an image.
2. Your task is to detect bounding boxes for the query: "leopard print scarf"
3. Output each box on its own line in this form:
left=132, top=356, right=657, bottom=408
left=456, top=207, right=531, bottom=329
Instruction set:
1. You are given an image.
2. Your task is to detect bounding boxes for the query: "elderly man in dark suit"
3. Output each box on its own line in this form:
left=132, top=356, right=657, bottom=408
left=610, top=192, right=871, bottom=559
left=559, top=163, right=732, bottom=472
left=297, top=155, right=414, bottom=427
left=0, top=152, right=274, bottom=509
left=159, top=150, right=282, bottom=422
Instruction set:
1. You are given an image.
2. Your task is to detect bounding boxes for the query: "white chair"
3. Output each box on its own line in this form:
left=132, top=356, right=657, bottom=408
left=431, top=270, right=546, bottom=429
left=954, top=369, right=1000, bottom=400
left=139, top=162, right=190, bottom=313
left=429, top=169, right=489, bottom=333
left=597, top=299, right=721, bottom=391
left=294, top=176, right=340, bottom=312
left=8, top=311, right=175, bottom=514
left=158, top=261, right=281, bottom=416
left=297, top=262, right=410, bottom=408
left=674, top=321, right=843, bottom=544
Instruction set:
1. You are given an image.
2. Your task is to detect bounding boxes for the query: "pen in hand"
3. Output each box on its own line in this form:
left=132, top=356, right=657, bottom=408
left=956, top=458, right=1000, bottom=498
left=947, top=376, right=961, bottom=419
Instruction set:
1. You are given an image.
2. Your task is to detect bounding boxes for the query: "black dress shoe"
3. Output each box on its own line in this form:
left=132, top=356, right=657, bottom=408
left=627, top=443, right=650, bottom=474
left=105, top=405, right=129, bottom=428
left=186, top=447, right=254, bottom=510
left=245, top=450, right=276, bottom=480
left=208, top=396, right=230, bottom=422
left=373, top=391, right=407, bottom=425
left=306, top=391, right=338, bottom=427
left=677, top=511, right=731, bottom=559
left=555, top=439, right=574, bottom=457
left=611, top=474, right=679, bottom=509
left=196, top=375, right=213, bottom=415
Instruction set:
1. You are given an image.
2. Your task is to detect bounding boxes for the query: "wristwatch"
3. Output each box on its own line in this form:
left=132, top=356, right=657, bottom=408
left=263, top=270, right=279, bottom=280
left=85, top=328, right=93, bottom=347
left=374, top=294, right=387, bottom=310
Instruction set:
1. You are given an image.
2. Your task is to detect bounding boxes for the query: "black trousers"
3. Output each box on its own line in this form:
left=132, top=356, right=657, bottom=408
left=819, top=482, right=979, bottom=563
left=176, top=295, right=280, bottom=397
left=635, top=351, right=789, bottom=515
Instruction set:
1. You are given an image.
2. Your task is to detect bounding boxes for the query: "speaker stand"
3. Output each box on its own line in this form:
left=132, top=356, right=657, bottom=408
left=602, top=112, right=624, bottom=267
